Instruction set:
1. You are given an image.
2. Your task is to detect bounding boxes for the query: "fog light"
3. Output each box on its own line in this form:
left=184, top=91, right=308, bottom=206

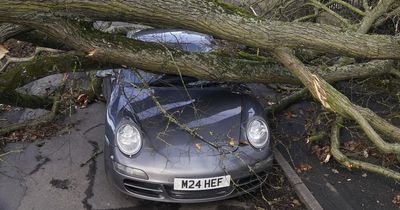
left=113, top=162, right=148, bottom=180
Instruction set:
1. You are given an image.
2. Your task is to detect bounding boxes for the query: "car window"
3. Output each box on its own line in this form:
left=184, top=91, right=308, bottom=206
left=127, top=29, right=215, bottom=53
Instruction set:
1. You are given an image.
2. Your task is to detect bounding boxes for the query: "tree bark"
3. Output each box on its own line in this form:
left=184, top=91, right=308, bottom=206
left=14, top=30, right=70, bottom=50
left=0, top=1, right=400, bottom=59
left=0, top=23, right=31, bottom=43
left=357, top=0, right=396, bottom=33
left=0, top=51, right=116, bottom=108
left=0, top=52, right=115, bottom=90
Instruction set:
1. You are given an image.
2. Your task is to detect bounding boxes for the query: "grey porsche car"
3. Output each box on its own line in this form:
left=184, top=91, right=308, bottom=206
left=101, top=29, right=273, bottom=203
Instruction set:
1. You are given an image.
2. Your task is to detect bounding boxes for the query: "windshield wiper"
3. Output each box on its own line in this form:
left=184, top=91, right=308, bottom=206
left=149, top=75, right=198, bottom=87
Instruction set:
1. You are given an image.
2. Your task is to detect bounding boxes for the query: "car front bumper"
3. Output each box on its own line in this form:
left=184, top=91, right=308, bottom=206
left=104, top=137, right=274, bottom=203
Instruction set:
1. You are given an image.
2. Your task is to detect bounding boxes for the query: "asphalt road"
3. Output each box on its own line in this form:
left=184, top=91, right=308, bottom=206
left=0, top=103, right=252, bottom=210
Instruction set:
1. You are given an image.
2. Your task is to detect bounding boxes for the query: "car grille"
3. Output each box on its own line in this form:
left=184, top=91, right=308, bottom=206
left=233, top=171, right=268, bottom=192
left=123, top=179, right=163, bottom=198
left=165, top=185, right=233, bottom=199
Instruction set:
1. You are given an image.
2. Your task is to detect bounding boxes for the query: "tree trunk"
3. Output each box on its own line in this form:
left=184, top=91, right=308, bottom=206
left=0, top=1, right=399, bottom=59
left=0, top=23, right=31, bottom=42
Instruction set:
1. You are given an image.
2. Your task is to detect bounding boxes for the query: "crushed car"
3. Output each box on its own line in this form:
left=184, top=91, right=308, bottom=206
left=99, top=29, right=273, bottom=202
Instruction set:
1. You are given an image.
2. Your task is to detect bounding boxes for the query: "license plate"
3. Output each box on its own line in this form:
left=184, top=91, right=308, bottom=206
left=173, top=175, right=231, bottom=191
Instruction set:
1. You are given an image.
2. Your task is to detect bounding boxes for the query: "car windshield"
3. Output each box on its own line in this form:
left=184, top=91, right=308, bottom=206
left=120, top=69, right=161, bottom=84
left=120, top=69, right=194, bottom=86
left=118, top=29, right=219, bottom=87
left=120, top=69, right=222, bottom=88
left=148, top=74, right=199, bottom=86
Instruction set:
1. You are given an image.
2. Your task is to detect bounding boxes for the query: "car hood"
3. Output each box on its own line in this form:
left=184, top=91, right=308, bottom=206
left=123, top=86, right=243, bottom=155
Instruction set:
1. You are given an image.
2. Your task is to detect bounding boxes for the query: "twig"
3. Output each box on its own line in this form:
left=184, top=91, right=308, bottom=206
left=373, top=6, right=400, bottom=28
left=80, top=150, right=103, bottom=167
left=357, top=0, right=396, bottom=34
left=306, top=132, right=327, bottom=143
left=309, top=0, right=352, bottom=28
left=332, top=0, right=366, bottom=16
left=266, top=88, right=309, bottom=115
left=294, top=14, right=318, bottom=22
left=157, top=43, right=199, bottom=117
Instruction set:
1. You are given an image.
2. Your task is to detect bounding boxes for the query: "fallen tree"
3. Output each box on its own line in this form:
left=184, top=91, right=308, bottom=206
left=1, top=19, right=397, bottom=108
left=0, top=0, right=399, bottom=181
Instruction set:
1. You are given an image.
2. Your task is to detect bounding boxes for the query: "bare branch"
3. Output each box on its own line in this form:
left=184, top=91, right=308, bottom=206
left=332, top=0, right=366, bottom=16
left=309, top=0, right=353, bottom=28
left=363, top=0, right=370, bottom=12
left=272, top=47, right=400, bottom=154
left=266, top=88, right=309, bottom=115
left=330, top=116, right=400, bottom=181
left=358, top=0, right=396, bottom=33
left=374, top=6, right=400, bottom=28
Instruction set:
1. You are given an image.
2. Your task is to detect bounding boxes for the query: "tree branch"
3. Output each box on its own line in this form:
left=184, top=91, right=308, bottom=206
left=357, top=106, right=400, bottom=143
left=0, top=87, right=61, bottom=136
left=0, top=51, right=115, bottom=90
left=330, top=116, right=400, bottom=181
left=309, top=0, right=352, bottom=28
left=373, top=6, right=400, bottom=28
left=332, top=0, right=366, bottom=16
left=0, top=51, right=116, bottom=108
left=357, top=0, right=396, bottom=34
left=272, top=47, right=400, bottom=154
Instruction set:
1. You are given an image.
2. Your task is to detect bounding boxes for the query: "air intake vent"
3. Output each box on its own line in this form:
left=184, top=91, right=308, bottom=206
left=123, top=179, right=163, bottom=198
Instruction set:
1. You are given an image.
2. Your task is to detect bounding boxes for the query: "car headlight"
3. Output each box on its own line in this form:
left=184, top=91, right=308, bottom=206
left=246, top=117, right=269, bottom=149
left=116, top=123, right=142, bottom=156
